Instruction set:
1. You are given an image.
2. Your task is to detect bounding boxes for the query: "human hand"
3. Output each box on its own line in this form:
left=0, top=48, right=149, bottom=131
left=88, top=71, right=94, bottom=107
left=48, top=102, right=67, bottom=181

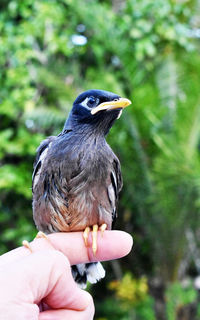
left=0, top=231, right=133, bottom=320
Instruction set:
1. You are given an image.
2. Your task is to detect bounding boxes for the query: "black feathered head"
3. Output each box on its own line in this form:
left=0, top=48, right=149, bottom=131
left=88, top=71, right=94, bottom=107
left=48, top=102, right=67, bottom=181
left=64, top=89, right=131, bottom=135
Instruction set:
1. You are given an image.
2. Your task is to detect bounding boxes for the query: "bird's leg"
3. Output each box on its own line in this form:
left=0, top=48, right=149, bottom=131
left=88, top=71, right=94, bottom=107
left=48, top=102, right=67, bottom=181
left=100, top=223, right=107, bottom=237
left=92, top=224, right=98, bottom=255
left=83, top=227, right=90, bottom=246
left=83, top=224, right=107, bottom=255
left=22, top=240, right=33, bottom=252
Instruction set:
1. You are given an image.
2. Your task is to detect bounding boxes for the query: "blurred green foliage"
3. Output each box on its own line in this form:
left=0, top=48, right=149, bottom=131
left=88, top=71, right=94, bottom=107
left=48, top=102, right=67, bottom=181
left=166, top=281, right=198, bottom=320
left=1, top=0, right=200, bottom=318
left=108, top=274, right=148, bottom=304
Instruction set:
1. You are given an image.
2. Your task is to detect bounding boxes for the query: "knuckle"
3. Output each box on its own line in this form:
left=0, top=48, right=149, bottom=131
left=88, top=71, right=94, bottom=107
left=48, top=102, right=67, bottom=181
left=53, top=250, right=70, bottom=267
left=45, top=249, right=70, bottom=268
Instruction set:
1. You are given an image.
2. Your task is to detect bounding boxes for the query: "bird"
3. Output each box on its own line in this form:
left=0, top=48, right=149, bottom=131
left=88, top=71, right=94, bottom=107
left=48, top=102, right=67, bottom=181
left=29, top=89, right=131, bottom=288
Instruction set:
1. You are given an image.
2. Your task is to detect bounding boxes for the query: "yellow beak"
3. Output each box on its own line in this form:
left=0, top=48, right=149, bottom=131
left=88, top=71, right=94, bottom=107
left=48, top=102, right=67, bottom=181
left=91, top=97, right=132, bottom=115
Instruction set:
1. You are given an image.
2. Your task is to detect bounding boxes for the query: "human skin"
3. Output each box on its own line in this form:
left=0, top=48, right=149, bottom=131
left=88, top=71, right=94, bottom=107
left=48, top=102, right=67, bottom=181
left=0, top=230, right=133, bottom=320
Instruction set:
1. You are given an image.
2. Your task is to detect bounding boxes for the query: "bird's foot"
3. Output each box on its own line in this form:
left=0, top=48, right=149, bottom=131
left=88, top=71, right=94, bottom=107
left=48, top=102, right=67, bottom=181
left=83, top=224, right=107, bottom=255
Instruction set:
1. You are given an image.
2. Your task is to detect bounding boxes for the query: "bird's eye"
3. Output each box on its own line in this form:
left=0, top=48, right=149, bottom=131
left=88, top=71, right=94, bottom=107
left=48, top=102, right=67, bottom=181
left=87, top=97, right=96, bottom=107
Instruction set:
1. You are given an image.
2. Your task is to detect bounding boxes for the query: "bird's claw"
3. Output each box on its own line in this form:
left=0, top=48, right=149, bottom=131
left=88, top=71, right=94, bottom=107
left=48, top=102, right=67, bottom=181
left=35, top=231, right=49, bottom=241
left=92, top=224, right=98, bottom=255
left=100, top=223, right=107, bottom=237
left=22, top=240, right=32, bottom=252
left=22, top=231, right=51, bottom=253
left=83, top=224, right=107, bottom=255
left=35, top=231, right=53, bottom=248
left=83, top=227, right=90, bottom=246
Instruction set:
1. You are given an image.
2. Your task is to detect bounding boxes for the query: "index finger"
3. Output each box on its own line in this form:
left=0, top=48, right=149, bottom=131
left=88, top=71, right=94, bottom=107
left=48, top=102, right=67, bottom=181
left=0, top=230, right=133, bottom=267
left=49, top=230, right=133, bottom=265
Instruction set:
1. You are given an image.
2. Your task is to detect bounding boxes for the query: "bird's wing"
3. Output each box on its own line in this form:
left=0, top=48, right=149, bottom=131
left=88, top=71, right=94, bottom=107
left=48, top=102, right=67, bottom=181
left=106, top=157, right=123, bottom=228
left=32, top=136, right=56, bottom=190
left=112, top=158, right=123, bottom=196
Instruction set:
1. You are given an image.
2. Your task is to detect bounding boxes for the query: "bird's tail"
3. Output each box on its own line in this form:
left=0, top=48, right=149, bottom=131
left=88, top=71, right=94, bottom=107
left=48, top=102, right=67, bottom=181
left=71, top=262, right=105, bottom=289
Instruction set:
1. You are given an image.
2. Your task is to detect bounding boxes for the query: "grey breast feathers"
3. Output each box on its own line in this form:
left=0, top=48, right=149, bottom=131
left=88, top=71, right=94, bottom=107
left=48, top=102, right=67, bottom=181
left=32, top=134, right=123, bottom=233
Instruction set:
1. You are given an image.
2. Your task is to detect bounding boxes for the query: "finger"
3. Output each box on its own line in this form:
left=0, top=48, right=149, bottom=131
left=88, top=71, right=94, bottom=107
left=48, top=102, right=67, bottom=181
left=49, top=230, right=133, bottom=265
left=0, top=231, right=133, bottom=267
left=0, top=236, right=54, bottom=267
left=39, top=295, right=94, bottom=320
left=1, top=250, right=91, bottom=311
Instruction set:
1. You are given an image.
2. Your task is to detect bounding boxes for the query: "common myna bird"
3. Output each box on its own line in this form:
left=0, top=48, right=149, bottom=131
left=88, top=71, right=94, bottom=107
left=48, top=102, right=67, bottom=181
left=30, top=89, right=131, bottom=288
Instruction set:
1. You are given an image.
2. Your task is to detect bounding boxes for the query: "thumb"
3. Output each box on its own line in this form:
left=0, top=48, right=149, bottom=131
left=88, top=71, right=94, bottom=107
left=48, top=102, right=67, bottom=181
left=1, top=249, right=93, bottom=312
left=39, top=296, right=94, bottom=320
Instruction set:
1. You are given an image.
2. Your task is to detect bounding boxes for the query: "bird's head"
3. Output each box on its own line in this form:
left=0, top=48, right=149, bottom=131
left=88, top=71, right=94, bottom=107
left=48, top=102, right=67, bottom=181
left=64, top=89, right=131, bottom=135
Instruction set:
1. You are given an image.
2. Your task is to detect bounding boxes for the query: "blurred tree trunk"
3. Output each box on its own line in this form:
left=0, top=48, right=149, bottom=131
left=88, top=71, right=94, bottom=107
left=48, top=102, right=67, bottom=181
left=110, top=260, right=123, bottom=280
left=176, top=291, right=200, bottom=320
left=176, top=304, right=197, bottom=320
left=111, top=0, right=125, bottom=12
left=149, top=278, right=167, bottom=320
